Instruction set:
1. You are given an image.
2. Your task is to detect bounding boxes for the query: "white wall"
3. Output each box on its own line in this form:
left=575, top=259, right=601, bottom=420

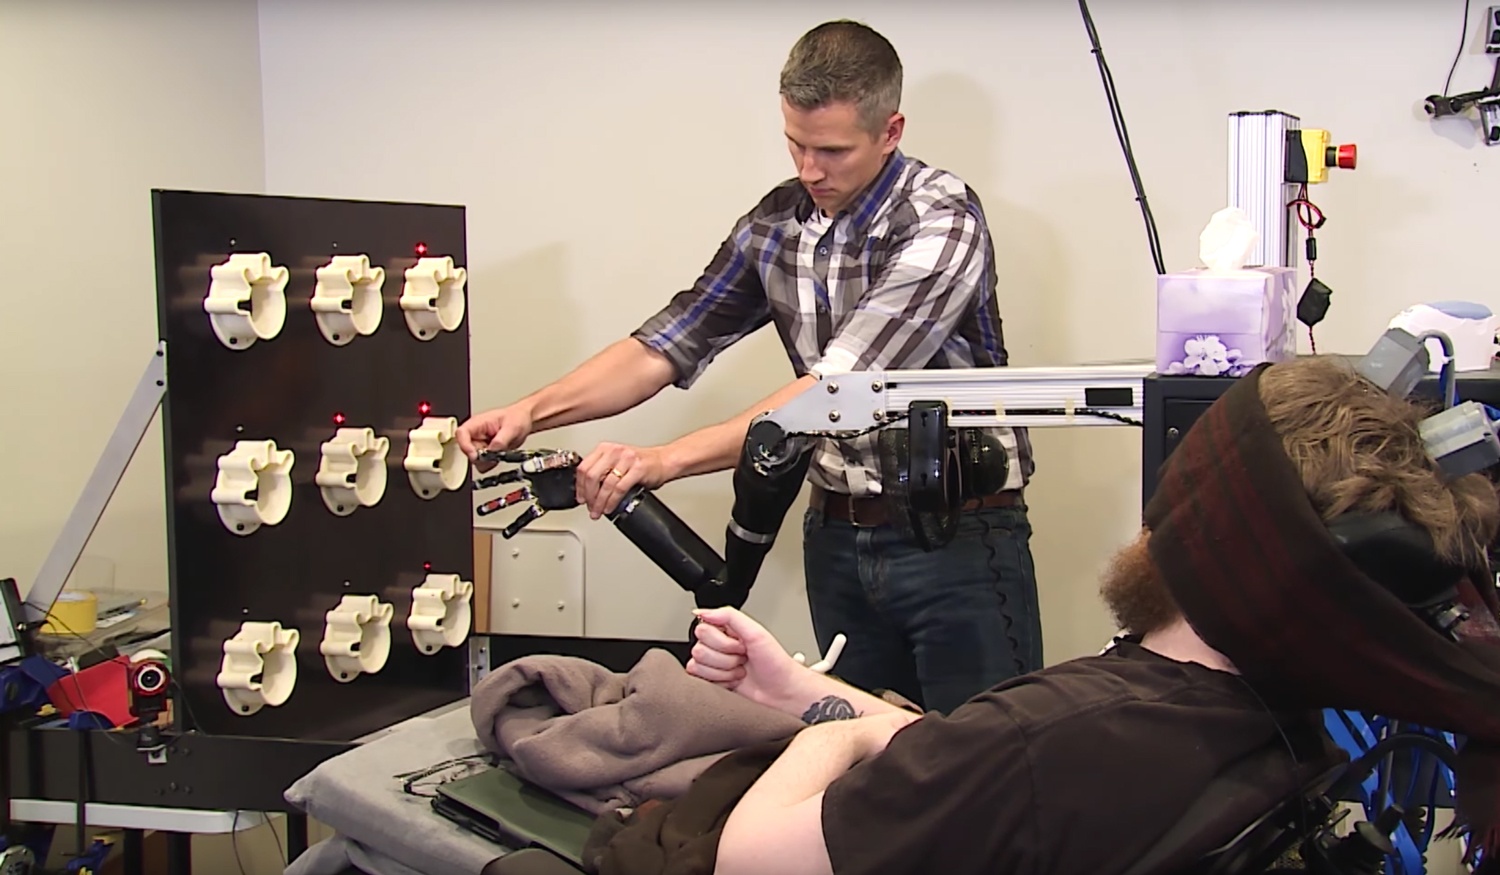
left=0, top=0, right=267, bottom=600
left=256, top=0, right=1500, bottom=664
left=0, top=3, right=293, bottom=871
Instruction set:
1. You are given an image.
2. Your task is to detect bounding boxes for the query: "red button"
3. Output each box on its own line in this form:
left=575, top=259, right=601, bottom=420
left=1336, top=144, right=1357, bottom=169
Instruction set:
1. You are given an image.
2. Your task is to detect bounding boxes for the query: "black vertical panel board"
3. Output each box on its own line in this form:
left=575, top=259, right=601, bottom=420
left=151, top=190, right=472, bottom=741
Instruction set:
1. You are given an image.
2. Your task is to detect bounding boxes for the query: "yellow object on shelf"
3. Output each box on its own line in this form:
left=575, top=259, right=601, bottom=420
left=41, top=591, right=98, bottom=635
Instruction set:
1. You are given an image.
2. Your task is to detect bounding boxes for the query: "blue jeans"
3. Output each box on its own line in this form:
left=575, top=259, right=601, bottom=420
left=802, top=502, right=1042, bottom=715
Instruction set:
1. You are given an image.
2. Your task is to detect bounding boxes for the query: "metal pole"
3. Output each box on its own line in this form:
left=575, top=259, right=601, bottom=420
left=24, top=343, right=167, bottom=626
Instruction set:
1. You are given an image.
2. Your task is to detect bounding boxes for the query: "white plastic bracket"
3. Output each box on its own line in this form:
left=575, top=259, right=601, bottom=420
left=399, top=256, right=467, bottom=340
left=203, top=253, right=289, bottom=350
left=315, top=427, right=390, bottom=516
left=311, top=254, right=385, bottom=346
left=216, top=621, right=300, bottom=715
left=407, top=573, right=473, bottom=654
left=404, top=416, right=464, bottom=498
left=210, top=440, right=295, bottom=535
left=320, top=594, right=394, bottom=682
left=793, top=633, right=847, bottom=674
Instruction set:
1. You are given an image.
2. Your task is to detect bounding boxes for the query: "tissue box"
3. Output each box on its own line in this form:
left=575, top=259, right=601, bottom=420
left=1156, top=267, right=1297, bottom=377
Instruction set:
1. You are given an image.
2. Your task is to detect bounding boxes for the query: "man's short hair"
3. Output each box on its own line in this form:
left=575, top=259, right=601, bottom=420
left=780, top=20, right=902, bottom=135
left=1259, top=356, right=1499, bottom=570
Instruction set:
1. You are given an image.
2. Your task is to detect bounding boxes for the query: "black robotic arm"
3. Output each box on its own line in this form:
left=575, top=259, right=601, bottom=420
left=473, top=424, right=813, bottom=610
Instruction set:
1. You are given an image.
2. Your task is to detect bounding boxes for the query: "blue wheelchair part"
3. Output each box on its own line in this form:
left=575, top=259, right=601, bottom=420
left=1323, top=709, right=1464, bottom=875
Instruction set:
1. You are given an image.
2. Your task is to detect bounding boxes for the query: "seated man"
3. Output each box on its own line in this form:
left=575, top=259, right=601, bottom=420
left=685, top=355, right=1500, bottom=875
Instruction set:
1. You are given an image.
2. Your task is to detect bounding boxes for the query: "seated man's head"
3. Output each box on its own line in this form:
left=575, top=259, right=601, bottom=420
left=1103, top=355, right=1500, bottom=642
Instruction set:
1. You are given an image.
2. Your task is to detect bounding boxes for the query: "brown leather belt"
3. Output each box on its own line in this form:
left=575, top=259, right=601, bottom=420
left=809, top=485, right=1021, bottom=528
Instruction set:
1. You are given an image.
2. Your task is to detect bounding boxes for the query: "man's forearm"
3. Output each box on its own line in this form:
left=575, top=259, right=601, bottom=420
left=522, top=338, right=678, bottom=432
left=715, top=722, right=865, bottom=875
left=658, top=374, right=817, bottom=481
left=766, top=666, right=907, bottom=722
left=741, top=721, right=866, bottom=811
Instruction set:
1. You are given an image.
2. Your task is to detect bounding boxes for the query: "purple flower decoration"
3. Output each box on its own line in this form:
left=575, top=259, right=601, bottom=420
left=1165, top=335, right=1245, bottom=377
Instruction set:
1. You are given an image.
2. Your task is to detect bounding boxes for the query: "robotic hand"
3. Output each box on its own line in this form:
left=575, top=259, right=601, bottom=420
left=474, top=449, right=588, bottom=538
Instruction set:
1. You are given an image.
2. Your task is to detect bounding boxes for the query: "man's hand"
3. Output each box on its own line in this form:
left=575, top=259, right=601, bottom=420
left=687, top=606, right=910, bottom=722
left=575, top=442, right=672, bottom=518
left=456, top=404, right=535, bottom=470
left=686, top=607, right=805, bottom=708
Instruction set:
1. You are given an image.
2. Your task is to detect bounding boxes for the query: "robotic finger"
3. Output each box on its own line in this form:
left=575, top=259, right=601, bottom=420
left=476, top=487, right=533, bottom=516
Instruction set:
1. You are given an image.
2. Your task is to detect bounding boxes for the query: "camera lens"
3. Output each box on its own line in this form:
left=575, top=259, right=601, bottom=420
left=136, top=665, right=166, bottom=694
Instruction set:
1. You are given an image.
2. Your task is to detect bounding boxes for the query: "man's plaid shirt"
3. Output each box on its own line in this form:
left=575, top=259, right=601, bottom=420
left=632, top=150, right=1033, bottom=497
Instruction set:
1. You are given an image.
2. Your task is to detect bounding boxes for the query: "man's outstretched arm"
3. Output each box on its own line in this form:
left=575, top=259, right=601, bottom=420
left=456, top=338, right=679, bottom=461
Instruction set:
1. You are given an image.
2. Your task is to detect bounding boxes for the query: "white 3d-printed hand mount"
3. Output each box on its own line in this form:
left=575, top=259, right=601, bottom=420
left=404, top=416, right=464, bottom=498
left=320, top=594, right=395, bottom=682
left=203, top=253, right=290, bottom=350
left=407, top=573, right=473, bottom=654
left=400, top=256, right=467, bottom=341
left=315, top=427, right=390, bottom=516
left=211, top=440, right=295, bottom=535
left=217, top=621, right=300, bottom=715
left=311, top=254, right=386, bottom=346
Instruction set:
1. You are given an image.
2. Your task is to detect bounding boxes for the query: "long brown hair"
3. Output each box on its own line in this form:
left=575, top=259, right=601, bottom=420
left=1258, top=356, right=1499, bottom=569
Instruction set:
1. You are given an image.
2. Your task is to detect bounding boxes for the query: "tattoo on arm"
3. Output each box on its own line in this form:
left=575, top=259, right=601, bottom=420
left=801, top=696, right=859, bottom=724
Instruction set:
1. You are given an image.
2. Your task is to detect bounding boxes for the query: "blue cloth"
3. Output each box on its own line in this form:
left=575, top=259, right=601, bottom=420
left=801, top=503, right=1042, bottom=715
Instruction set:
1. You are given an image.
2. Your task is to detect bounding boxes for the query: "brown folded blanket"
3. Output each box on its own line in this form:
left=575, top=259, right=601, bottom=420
left=470, top=648, right=805, bottom=815
left=583, top=737, right=795, bottom=875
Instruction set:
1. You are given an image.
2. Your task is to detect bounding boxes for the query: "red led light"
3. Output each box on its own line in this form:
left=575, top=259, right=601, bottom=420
left=423, top=562, right=432, bottom=571
left=415, top=242, right=428, bottom=256
left=333, top=412, right=346, bottom=425
left=418, top=401, right=432, bottom=415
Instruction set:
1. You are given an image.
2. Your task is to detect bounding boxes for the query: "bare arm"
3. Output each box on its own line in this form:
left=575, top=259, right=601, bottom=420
left=457, top=338, right=678, bottom=461
left=714, top=712, right=918, bottom=875
left=522, top=338, right=678, bottom=432
left=764, top=665, right=904, bottom=723
left=687, top=608, right=907, bottom=722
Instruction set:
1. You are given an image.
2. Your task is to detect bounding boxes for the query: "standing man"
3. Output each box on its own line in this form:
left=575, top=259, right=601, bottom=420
left=457, top=20, right=1039, bottom=714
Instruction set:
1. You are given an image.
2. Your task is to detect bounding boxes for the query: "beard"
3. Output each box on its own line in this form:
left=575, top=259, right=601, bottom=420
left=1100, top=533, right=1182, bottom=637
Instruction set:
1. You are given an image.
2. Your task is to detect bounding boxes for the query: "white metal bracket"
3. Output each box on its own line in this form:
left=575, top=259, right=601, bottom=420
left=25, top=343, right=168, bottom=628
left=764, top=363, right=1153, bottom=435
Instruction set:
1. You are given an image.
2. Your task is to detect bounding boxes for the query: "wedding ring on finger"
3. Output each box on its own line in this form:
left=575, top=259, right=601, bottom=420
left=609, top=467, right=627, bottom=479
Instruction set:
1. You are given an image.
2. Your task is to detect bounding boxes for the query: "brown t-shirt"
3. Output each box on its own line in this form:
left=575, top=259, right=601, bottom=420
left=821, top=641, right=1321, bottom=875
